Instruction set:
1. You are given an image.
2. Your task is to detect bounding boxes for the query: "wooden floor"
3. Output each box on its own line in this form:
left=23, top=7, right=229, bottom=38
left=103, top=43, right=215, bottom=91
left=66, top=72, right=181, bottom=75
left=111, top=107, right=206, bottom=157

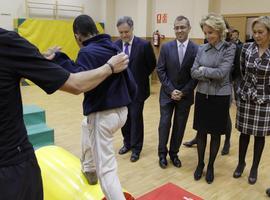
left=21, top=81, right=270, bottom=200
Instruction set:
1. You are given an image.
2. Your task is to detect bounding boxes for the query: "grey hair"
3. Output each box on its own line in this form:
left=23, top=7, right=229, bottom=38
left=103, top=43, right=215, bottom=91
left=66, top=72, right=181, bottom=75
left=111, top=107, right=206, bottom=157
left=252, top=16, right=270, bottom=32
left=116, top=16, right=134, bottom=28
left=200, top=13, right=228, bottom=40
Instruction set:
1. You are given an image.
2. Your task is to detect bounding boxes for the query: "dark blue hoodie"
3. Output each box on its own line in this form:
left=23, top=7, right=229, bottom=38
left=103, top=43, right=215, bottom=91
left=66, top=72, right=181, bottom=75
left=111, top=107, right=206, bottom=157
left=53, top=34, right=137, bottom=115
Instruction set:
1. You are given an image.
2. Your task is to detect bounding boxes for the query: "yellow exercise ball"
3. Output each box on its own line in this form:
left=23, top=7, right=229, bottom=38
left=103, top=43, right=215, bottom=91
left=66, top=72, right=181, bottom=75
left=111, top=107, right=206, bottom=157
left=35, top=145, right=104, bottom=200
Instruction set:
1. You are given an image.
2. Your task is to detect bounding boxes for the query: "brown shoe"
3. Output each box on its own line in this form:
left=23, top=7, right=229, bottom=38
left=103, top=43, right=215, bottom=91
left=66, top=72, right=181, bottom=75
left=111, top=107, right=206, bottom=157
left=82, top=170, right=98, bottom=185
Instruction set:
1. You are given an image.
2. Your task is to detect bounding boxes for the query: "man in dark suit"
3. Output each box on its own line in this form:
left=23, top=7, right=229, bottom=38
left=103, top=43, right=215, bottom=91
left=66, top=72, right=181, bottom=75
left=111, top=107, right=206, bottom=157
left=156, top=15, right=198, bottom=169
left=115, top=16, right=156, bottom=162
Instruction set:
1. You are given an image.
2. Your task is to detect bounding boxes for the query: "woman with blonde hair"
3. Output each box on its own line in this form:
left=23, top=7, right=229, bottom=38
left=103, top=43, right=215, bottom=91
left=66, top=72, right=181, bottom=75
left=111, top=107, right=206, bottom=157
left=233, top=16, right=270, bottom=185
left=191, top=13, right=236, bottom=184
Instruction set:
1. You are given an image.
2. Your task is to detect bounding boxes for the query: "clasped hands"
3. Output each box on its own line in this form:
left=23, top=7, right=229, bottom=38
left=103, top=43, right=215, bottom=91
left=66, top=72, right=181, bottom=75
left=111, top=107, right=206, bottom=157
left=171, top=89, right=183, bottom=101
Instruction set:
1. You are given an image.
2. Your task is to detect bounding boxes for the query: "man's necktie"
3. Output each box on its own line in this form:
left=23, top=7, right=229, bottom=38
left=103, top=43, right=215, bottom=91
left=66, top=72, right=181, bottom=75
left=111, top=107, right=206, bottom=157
left=124, top=42, right=129, bottom=56
left=178, top=43, right=184, bottom=66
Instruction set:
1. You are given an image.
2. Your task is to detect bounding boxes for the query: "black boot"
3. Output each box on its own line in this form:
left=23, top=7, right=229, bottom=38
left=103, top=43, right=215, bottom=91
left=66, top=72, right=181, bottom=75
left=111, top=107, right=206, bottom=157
left=221, top=142, right=230, bottom=155
left=194, top=163, right=205, bottom=181
left=248, top=168, right=258, bottom=185
left=205, top=165, right=214, bottom=184
left=233, top=163, right=246, bottom=178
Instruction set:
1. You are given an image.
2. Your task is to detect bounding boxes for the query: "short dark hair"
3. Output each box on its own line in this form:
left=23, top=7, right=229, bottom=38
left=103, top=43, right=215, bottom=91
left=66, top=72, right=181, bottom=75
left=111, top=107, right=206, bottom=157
left=174, top=15, right=190, bottom=27
left=232, top=29, right=240, bottom=34
left=116, top=16, right=134, bottom=28
left=73, top=15, right=99, bottom=37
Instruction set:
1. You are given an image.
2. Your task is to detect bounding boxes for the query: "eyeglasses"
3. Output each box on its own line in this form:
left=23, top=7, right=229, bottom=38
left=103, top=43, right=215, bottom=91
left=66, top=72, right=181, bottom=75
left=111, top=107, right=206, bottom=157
left=173, top=26, right=188, bottom=31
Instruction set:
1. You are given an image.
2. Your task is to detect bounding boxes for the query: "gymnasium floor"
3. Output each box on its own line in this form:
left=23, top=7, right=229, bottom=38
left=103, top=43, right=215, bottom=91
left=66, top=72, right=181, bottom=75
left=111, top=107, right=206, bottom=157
left=21, top=81, right=270, bottom=199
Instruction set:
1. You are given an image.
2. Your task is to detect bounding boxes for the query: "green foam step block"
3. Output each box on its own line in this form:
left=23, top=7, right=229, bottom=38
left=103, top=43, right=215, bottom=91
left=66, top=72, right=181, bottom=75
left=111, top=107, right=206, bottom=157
left=23, top=105, right=46, bottom=126
left=23, top=105, right=54, bottom=148
left=26, top=124, right=54, bottom=148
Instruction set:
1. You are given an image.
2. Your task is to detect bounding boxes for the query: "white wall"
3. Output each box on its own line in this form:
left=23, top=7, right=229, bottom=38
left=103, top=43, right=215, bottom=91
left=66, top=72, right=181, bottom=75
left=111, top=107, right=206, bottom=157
left=114, top=0, right=138, bottom=35
left=153, top=0, right=209, bottom=39
left=220, top=0, right=270, bottom=14
left=0, top=0, right=103, bottom=30
left=0, top=0, right=24, bottom=30
left=2, top=0, right=269, bottom=37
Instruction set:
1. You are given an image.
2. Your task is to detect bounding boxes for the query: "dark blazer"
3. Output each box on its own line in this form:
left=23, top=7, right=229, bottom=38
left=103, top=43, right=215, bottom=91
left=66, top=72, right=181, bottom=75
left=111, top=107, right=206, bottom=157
left=157, top=40, right=198, bottom=105
left=115, top=36, right=156, bottom=102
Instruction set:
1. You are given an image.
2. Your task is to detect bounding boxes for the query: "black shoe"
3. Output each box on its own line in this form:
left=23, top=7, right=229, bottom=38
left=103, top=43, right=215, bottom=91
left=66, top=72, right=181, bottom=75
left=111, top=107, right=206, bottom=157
left=266, top=188, right=270, bottom=197
left=233, top=163, right=246, bottom=178
left=159, top=157, right=168, bottom=169
left=118, top=146, right=130, bottom=155
left=171, top=157, right=182, bottom=168
left=248, top=169, right=258, bottom=185
left=130, top=152, right=140, bottom=162
left=205, top=166, right=214, bottom=184
left=194, top=163, right=205, bottom=181
left=221, top=143, right=230, bottom=155
left=183, top=139, right=197, bottom=147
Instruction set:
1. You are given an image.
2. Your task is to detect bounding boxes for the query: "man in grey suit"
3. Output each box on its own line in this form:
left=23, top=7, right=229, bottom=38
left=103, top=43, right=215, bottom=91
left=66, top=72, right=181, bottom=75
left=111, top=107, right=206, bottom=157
left=156, top=15, right=198, bottom=169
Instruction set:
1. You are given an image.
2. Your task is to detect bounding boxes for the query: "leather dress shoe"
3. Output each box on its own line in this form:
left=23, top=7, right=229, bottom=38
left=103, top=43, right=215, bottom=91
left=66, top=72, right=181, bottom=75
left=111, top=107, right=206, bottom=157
left=233, top=163, right=246, bottom=178
left=159, top=157, right=168, bottom=169
left=118, top=146, right=130, bottom=155
left=266, top=188, right=270, bottom=197
left=183, top=139, right=197, bottom=147
left=130, top=152, right=140, bottom=162
left=171, top=157, right=182, bottom=168
left=248, top=169, right=258, bottom=185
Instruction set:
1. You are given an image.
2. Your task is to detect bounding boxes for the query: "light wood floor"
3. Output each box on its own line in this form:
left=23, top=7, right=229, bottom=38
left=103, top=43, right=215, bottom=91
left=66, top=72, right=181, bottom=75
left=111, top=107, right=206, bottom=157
left=21, top=82, right=270, bottom=200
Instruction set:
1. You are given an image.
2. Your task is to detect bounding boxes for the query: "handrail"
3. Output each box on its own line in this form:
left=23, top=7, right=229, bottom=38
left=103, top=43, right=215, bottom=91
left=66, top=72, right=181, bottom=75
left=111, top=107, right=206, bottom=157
left=25, top=0, right=84, bottom=19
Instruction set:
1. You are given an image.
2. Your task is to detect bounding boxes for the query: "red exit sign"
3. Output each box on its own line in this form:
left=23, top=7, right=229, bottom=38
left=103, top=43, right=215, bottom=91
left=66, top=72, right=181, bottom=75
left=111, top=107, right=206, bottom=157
left=157, top=13, right=167, bottom=23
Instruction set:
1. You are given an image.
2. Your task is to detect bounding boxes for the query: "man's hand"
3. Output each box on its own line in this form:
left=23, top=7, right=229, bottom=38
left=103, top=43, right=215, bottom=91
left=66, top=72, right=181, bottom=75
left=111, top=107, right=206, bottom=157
left=107, top=52, right=129, bottom=73
left=171, top=89, right=183, bottom=101
left=43, top=46, right=62, bottom=60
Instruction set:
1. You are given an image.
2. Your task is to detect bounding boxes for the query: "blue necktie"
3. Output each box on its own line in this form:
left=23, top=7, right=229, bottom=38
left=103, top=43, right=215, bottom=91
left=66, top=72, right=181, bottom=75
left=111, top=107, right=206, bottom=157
left=124, top=42, right=129, bottom=56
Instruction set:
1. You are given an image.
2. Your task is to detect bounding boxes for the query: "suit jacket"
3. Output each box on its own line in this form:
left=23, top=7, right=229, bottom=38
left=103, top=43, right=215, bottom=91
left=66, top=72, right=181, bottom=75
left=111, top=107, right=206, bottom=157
left=238, top=42, right=270, bottom=104
left=157, top=39, right=198, bottom=105
left=191, top=41, right=236, bottom=96
left=115, top=36, right=156, bottom=102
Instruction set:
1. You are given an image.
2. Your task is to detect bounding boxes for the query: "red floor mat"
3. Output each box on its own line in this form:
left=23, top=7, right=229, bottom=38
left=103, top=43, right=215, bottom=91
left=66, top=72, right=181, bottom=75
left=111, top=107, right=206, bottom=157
left=136, top=182, right=203, bottom=200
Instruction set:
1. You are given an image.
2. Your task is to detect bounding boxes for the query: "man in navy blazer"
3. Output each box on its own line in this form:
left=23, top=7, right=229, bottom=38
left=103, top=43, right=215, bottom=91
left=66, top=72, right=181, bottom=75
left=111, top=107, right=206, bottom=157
left=156, top=15, right=198, bottom=169
left=115, top=16, right=156, bottom=162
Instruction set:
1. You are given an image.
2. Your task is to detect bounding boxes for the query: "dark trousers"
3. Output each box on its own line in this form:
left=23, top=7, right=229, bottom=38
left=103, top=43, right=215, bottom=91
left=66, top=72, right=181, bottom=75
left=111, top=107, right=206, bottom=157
left=0, top=154, right=43, bottom=200
left=121, top=101, right=145, bottom=154
left=158, top=101, right=191, bottom=158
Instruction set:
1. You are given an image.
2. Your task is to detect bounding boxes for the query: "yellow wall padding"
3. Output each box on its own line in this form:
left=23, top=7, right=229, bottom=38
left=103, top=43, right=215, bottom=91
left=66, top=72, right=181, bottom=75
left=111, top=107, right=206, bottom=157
left=35, top=145, right=105, bottom=200
left=17, top=18, right=104, bottom=60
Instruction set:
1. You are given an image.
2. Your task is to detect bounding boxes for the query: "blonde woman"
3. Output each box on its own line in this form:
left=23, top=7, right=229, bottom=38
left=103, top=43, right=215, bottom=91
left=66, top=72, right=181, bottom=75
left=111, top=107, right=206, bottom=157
left=234, top=16, right=270, bottom=185
left=191, top=13, right=236, bottom=184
